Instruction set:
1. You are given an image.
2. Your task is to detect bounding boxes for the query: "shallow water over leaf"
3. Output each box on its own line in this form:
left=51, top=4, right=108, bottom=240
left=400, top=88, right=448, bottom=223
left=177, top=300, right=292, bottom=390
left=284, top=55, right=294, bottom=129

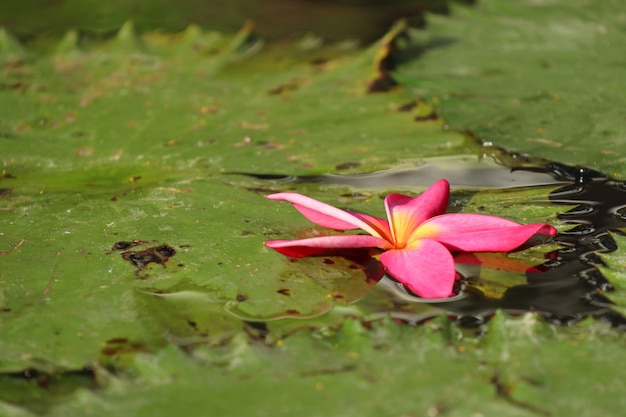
left=246, top=154, right=626, bottom=328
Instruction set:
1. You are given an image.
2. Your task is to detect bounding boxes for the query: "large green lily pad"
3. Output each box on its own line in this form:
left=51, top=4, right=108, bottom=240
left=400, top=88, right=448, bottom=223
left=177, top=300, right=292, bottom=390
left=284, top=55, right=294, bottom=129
left=398, top=0, right=626, bottom=175
left=2, top=0, right=626, bottom=415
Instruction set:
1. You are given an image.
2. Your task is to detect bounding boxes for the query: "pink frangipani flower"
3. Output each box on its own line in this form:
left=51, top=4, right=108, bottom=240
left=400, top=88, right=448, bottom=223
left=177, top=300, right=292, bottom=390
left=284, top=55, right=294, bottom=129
left=264, top=179, right=556, bottom=299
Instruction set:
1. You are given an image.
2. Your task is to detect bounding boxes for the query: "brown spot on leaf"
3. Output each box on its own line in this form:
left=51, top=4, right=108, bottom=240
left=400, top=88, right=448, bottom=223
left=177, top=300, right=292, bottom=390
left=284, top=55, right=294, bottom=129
left=299, top=364, right=357, bottom=377
left=64, top=112, right=77, bottom=123
left=328, top=291, right=345, bottom=300
left=277, top=288, right=290, bottom=296
left=236, top=294, right=248, bottom=302
left=366, top=21, right=406, bottom=93
left=335, top=162, right=361, bottom=170
left=367, top=73, right=397, bottom=93
left=120, top=244, right=177, bottom=272
left=0, top=82, right=28, bottom=91
left=257, top=140, right=287, bottom=150
left=107, top=337, right=129, bottom=344
left=101, top=338, right=146, bottom=356
left=200, top=104, right=219, bottom=114
left=268, top=78, right=308, bottom=95
left=309, top=57, right=331, bottom=70
left=415, top=110, right=440, bottom=122
left=397, top=101, right=417, bottom=112
left=75, top=148, right=94, bottom=157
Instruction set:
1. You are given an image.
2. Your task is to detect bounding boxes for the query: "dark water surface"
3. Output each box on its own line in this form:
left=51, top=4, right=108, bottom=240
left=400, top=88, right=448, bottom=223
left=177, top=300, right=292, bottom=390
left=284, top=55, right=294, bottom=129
left=384, top=162, right=626, bottom=327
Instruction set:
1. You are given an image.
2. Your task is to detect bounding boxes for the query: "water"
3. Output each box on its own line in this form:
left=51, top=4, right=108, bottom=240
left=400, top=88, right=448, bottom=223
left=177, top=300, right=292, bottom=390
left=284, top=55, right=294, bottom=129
left=245, top=155, right=626, bottom=327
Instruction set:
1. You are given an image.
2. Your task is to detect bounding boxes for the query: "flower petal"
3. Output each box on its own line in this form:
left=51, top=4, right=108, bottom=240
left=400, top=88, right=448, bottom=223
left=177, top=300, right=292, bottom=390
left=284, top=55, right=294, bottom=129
left=265, top=234, right=389, bottom=258
left=350, top=212, right=393, bottom=242
left=385, top=179, right=450, bottom=245
left=380, top=239, right=456, bottom=298
left=266, top=193, right=385, bottom=237
left=422, top=213, right=556, bottom=252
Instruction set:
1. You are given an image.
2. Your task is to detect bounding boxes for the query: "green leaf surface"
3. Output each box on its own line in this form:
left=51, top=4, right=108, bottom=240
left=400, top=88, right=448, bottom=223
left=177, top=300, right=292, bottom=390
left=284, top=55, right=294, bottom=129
left=598, top=233, right=626, bottom=314
left=398, top=0, right=626, bottom=175
left=2, top=1, right=626, bottom=415
left=11, top=315, right=623, bottom=417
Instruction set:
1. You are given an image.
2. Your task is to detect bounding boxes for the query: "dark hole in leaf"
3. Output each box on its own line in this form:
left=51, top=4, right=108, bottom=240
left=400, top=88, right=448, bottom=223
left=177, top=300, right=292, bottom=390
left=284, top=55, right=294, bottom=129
left=110, top=240, right=147, bottom=251
left=154, top=245, right=176, bottom=257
